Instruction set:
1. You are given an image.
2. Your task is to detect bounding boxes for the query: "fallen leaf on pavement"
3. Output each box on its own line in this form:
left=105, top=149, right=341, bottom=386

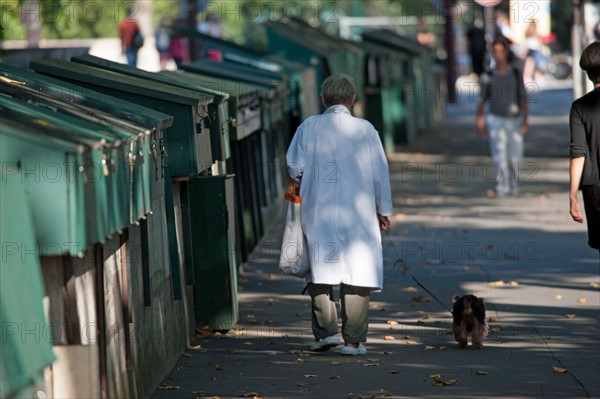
left=430, top=374, right=458, bottom=386
left=191, top=344, right=202, bottom=350
left=158, top=385, right=181, bottom=390
left=402, top=287, right=418, bottom=292
left=590, top=282, right=599, bottom=288
left=384, top=335, right=396, bottom=340
left=386, top=320, right=398, bottom=325
left=412, top=296, right=432, bottom=303
left=330, top=360, right=343, bottom=366
left=553, top=366, right=568, bottom=374
left=476, top=370, right=488, bottom=376
left=508, top=280, right=519, bottom=286
left=239, top=392, right=260, bottom=398
left=488, top=316, right=499, bottom=323
left=487, top=280, right=505, bottom=287
left=215, top=364, right=225, bottom=371
left=489, top=327, right=501, bottom=333
left=577, top=298, right=587, bottom=304
left=565, top=314, right=577, bottom=319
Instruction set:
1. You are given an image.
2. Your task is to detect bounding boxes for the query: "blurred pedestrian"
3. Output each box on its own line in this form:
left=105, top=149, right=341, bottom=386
left=286, top=74, right=393, bottom=356
left=155, top=17, right=171, bottom=71
left=477, top=38, right=529, bottom=198
left=522, top=22, right=543, bottom=82
left=466, top=15, right=487, bottom=77
left=569, top=41, right=600, bottom=254
left=169, top=18, right=190, bottom=69
left=197, top=14, right=223, bottom=39
left=118, top=6, right=143, bottom=67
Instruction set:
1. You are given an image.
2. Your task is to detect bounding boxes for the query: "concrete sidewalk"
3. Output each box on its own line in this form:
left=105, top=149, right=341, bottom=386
left=152, top=80, right=599, bottom=399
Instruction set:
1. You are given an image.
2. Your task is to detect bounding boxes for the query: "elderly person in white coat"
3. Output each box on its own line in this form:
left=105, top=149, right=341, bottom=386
left=286, top=74, right=393, bottom=356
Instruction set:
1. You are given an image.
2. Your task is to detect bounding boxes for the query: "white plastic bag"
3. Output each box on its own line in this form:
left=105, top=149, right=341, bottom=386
left=278, top=180, right=310, bottom=278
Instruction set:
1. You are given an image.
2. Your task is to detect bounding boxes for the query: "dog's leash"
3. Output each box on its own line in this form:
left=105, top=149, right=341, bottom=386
left=384, top=230, right=454, bottom=316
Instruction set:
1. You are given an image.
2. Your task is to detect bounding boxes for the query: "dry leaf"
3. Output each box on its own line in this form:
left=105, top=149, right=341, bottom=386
left=508, top=280, right=519, bottom=286
left=430, top=374, right=458, bottom=386
left=402, top=335, right=411, bottom=340
left=402, top=287, right=418, bottom=292
left=577, top=298, right=587, bottom=304
left=387, top=320, right=399, bottom=325
left=476, top=370, right=488, bottom=376
left=590, top=282, right=599, bottom=288
left=553, top=366, right=568, bottom=374
left=412, top=296, right=432, bottom=303
left=330, top=360, right=343, bottom=366
left=565, top=314, right=577, bottom=319
left=384, top=335, right=396, bottom=340
left=158, top=385, right=181, bottom=390
left=239, top=392, right=260, bottom=398
left=405, top=340, right=420, bottom=345
left=243, top=341, right=253, bottom=345
left=215, top=364, right=225, bottom=371
left=420, top=315, right=432, bottom=320
left=489, top=327, right=501, bottom=333
left=191, top=344, right=202, bottom=350
left=487, top=280, right=505, bottom=287
left=488, top=316, right=499, bottom=323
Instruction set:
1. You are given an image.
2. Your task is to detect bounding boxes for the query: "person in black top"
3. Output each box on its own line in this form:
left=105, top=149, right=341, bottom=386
left=466, top=16, right=487, bottom=77
left=570, top=41, right=600, bottom=252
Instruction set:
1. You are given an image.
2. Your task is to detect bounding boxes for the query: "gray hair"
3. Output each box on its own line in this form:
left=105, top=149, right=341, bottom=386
left=320, top=74, right=356, bottom=106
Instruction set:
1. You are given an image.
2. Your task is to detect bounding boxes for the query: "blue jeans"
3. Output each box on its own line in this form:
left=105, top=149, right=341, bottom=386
left=124, top=48, right=138, bottom=67
left=486, top=114, right=524, bottom=196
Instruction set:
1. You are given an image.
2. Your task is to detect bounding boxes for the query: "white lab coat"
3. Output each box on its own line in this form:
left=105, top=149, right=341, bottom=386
left=286, top=105, right=393, bottom=290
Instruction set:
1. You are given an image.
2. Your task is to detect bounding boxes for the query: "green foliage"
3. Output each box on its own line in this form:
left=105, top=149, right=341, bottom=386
left=152, top=0, right=181, bottom=30
left=0, top=0, right=145, bottom=40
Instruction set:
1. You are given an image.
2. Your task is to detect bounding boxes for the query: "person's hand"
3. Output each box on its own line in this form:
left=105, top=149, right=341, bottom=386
left=377, top=214, right=390, bottom=231
left=520, top=120, right=529, bottom=135
left=476, top=115, right=486, bottom=138
left=570, top=196, right=584, bottom=223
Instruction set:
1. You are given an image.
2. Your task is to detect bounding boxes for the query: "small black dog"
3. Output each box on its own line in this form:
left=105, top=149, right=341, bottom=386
left=452, top=294, right=488, bottom=349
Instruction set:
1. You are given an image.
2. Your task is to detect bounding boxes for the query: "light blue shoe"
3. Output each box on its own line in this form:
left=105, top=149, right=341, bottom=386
left=309, top=335, right=340, bottom=351
left=340, top=344, right=367, bottom=356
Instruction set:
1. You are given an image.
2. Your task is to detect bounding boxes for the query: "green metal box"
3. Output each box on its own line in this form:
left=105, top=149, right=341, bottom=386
left=184, top=175, right=238, bottom=331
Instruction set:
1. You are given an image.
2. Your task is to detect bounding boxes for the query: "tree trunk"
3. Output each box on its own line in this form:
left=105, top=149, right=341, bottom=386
left=21, top=0, right=42, bottom=47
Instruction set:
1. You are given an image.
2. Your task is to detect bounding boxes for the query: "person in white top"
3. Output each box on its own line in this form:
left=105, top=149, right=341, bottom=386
left=286, top=74, right=393, bottom=356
